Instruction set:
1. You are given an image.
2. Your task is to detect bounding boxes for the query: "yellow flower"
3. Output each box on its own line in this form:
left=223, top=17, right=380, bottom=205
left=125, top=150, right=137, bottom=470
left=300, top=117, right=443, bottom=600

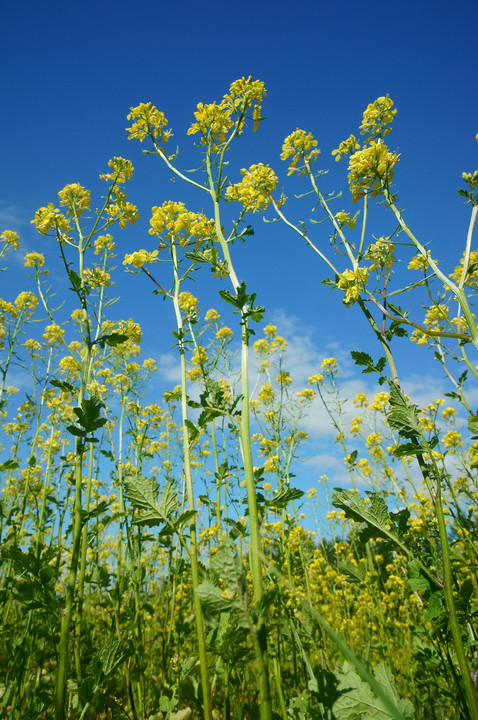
left=442, top=407, right=456, bottom=422
left=335, top=211, right=357, bottom=230
left=354, top=392, right=368, bottom=407
left=281, top=128, right=320, bottom=176
left=216, top=327, right=233, bottom=342
left=359, top=95, right=397, bottom=140
left=296, top=388, right=315, bottom=401
left=58, top=183, right=91, bottom=216
left=205, top=308, right=220, bottom=323
left=258, top=383, right=275, bottom=403
left=178, top=291, right=199, bottom=315
left=24, top=252, right=45, bottom=268
left=347, top=142, right=400, bottom=202
left=31, top=203, right=71, bottom=236
left=337, top=267, right=369, bottom=305
left=1, top=230, right=19, bottom=250
left=123, top=249, right=159, bottom=268
left=365, top=238, right=395, bottom=272
left=127, top=103, right=171, bottom=143
left=321, top=357, right=338, bottom=372
left=43, top=323, right=65, bottom=346
left=308, top=374, right=324, bottom=385
left=276, top=371, right=292, bottom=386
left=226, top=163, right=278, bottom=212
left=332, top=134, right=360, bottom=161
left=442, top=430, right=463, bottom=451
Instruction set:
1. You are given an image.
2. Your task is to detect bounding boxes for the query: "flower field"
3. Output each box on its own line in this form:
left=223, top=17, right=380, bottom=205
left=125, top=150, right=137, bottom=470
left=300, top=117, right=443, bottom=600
left=1, top=79, right=478, bottom=719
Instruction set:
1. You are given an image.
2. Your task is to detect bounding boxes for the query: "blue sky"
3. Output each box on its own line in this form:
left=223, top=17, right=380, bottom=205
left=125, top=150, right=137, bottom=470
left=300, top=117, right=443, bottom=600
left=2, top=0, right=478, bottom=524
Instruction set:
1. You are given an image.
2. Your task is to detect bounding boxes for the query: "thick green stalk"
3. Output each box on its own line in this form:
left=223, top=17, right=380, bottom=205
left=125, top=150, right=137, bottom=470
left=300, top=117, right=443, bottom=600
left=171, top=240, right=212, bottom=720
left=206, top=168, right=272, bottom=719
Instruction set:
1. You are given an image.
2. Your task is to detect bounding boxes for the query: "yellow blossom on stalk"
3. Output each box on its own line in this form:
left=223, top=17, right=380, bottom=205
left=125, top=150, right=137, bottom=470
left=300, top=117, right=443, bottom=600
left=31, top=203, right=71, bottom=236
left=468, top=442, right=478, bottom=466
left=43, top=323, right=65, bottom=346
left=15, top=291, right=38, bottom=315
left=191, top=347, right=208, bottom=366
left=94, top=234, right=115, bottom=254
left=276, top=371, right=292, bottom=386
left=357, top=458, right=372, bottom=476
left=105, top=189, right=139, bottom=229
left=449, top=250, right=478, bottom=287
left=123, top=249, right=159, bottom=268
left=205, top=308, right=220, bottom=324
left=332, top=134, right=360, bottom=161
left=365, top=432, right=382, bottom=448
left=226, top=163, right=278, bottom=212
left=369, top=392, right=390, bottom=411
left=263, top=324, right=277, bottom=338
left=271, top=335, right=287, bottom=352
left=1, top=230, right=19, bottom=250
left=258, top=383, right=275, bottom=403
left=442, top=407, right=456, bottom=422
left=264, top=456, right=279, bottom=473
left=297, top=388, right=315, bottom=401
left=143, top=358, right=157, bottom=373
left=410, top=304, right=450, bottom=345
left=442, top=430, right=463, bottom=451
left=306, top=487, right=318, bottom=499
left=149, top=201, right=215, bottom=249
left=84, top=267, right=112, bottom=288
left=188, top=101, right=234, bottom=146
left=408, top=254, right=431, bottom=270
left=350, top=416, right=363, bottom=435
left=337, top=267, right=369, bottom=305
left=308, top=373, right=324, bottom=385
left=224, top=76, right=266, bottom=132
left=23, top=252, right=45, bottom=268
left=253, top=338, right=270, bottom=355
left=365, top=238, right=395, bottom=272
left=58, top=183, right=91, bottom=217
left=216, top=326, right=233, bottom=342
left=359, top=95, right=397, bottom=140
left=321, top=357, right=338, bottom=372
left=451, top=314, right=474, bottom=334
left=99, top=157, right=134, bottom=184
left=188, top=77, right=266, bottom=146
left=178, top=291, right=199, bottom=316
left=418, top=416, right=434, bottom=432
left=335, top=211, right=357, bottom=230
left=354, top=392, right=368, bottom=407
left=186, top=368, right=202, bottom=382
left=127, top=103, right=171, bottom=143
left=347, top=141, right=400, bottom=202
left=281, top=128, right=320, bottom=176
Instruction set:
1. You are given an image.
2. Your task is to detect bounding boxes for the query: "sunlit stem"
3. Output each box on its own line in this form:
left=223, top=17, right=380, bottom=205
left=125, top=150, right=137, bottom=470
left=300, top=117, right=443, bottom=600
left=170, top=239, right=212, bottom=720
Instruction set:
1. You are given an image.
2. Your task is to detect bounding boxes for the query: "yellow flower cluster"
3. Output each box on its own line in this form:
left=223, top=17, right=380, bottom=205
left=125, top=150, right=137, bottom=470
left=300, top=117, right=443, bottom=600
left=335, top=211, right=357, bottom=230
left=321, top=357, right=338, bottom=372
left=337, top=268, right=369, bottom=305
left=43, top=323, right=65, bottom=346
left=126, top=103, right=171, bottom=143
left=308, top=373, right=324, bottom=385
left=410, top=304, right=450, bottom=345
left=24, top=252, right=45, bottom=268
left=450, top=250, right=478, bottom=286
left=58, top=183, right=91, bottom=217
left=178, top=291, right=199, bottom=316
left=347, top=142, right=400, bottom=202
left=123, top=249, right=159, bottom=268
left=226, top=163, right=278, bottom=213
left=215, top=326, right=233, bottom=342
left=99, top=157, right=134, bottom=184
left=281, top=128, right=320, bottom=176
left=31, top=203, right=71, bottom=236
left=83, top=267, right=112, bottom=289
left=188, top=76, right=266, bottom=147
left=365, top=238, right=395, bottom=272
left=1, top=230, right=19, bottom=250
left=204, top=308, right=220, bottom=324
left=94, top=234, right=115, bottom=254
left=149, top=201, right=215, bottom=248
left=332, top=134, right=360, bottom=161
left=359, top=95, right=397, bottom=140
left=258, top=383, right=275, bottom=404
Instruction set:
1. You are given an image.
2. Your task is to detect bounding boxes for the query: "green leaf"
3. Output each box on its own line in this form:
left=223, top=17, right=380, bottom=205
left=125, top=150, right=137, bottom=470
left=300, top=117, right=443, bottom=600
left=269, top=486, right=305, bottom=509
left=124, top=474, right=178, bottom=528
left=333, top=661, right=413, bottom=720
left=386, top=383, right=422, bottom=440
left=467, top=413, right=478, bottom=436
left=95, top=332, right=129, bottom=349
left=195, top=581, right=237, bottom=612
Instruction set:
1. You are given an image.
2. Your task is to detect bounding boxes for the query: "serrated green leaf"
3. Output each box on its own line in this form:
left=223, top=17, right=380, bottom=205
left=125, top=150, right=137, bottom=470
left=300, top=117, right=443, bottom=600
left=269, top=487, right=304, bottom=509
